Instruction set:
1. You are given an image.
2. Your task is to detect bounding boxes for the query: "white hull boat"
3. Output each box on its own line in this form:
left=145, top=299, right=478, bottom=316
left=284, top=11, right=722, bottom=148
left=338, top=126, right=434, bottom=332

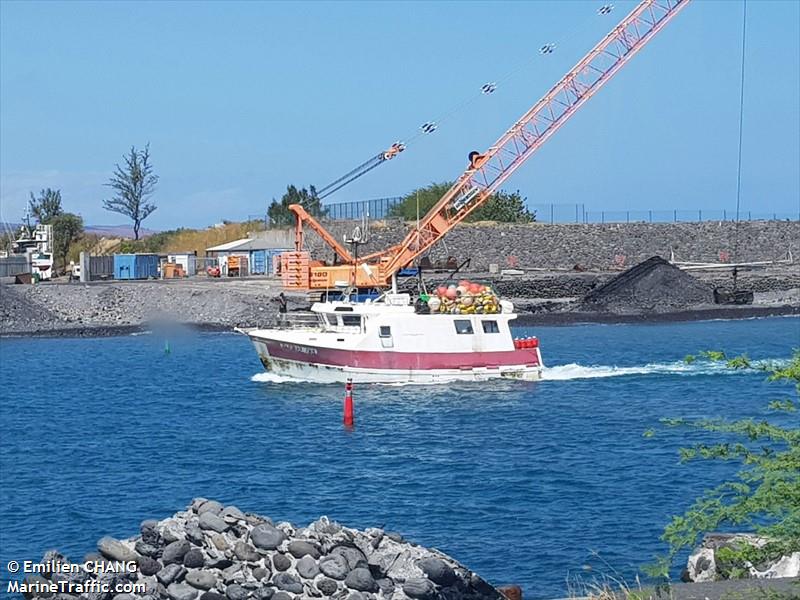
left=242, top=293, right=543, bottom=384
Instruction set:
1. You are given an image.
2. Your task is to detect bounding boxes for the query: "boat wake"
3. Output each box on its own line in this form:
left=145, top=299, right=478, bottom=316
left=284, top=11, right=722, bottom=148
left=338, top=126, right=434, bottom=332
left=251, top=359, right=781, bottom=385
left=251, top=372, right=312, bottom=384
left=543, top=360, right=733, bottom=381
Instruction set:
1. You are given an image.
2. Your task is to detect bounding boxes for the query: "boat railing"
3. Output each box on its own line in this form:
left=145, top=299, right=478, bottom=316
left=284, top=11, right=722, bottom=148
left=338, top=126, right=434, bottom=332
left=275, top=311, right=320, bottom=330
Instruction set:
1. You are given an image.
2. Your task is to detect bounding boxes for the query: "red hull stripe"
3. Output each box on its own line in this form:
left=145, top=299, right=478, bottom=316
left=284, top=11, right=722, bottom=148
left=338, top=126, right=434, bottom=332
left=260, top=339, right=540, bottom=370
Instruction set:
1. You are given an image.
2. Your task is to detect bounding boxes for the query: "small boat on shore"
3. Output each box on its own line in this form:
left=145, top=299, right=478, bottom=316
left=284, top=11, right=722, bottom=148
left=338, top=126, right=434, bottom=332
left=242, top=290, right=543, bottom=384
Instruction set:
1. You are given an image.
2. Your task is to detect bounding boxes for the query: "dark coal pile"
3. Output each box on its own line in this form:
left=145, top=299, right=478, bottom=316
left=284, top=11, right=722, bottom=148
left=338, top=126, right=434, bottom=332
left=18, top=499, right=505, bottom=600
left=579, top=256, right=715, bottom=313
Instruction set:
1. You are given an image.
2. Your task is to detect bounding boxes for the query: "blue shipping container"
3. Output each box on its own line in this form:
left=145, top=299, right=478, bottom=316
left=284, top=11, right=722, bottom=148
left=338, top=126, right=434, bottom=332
left=251, top=250, right=266, bottom=275
left=266, top=249, right=290, bottom=275
left=114, top=254, right=159, bottom=280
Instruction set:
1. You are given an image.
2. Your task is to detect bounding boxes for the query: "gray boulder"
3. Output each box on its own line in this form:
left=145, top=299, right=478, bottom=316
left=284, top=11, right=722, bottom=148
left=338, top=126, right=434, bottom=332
left=167, top=582, right=198, bottom=600
left=271, top=553, right=291, bottom=572
left=140, top=519, right=159, bottom=534
left=163, top=540, right=192, bottom=565
left=221, top=506, right=246, bottom=522
left=376, top=578, right=394, bottom=595
left=331, top=545, right=367, bottom=570
left=319, top=554, right=349, bottom=580
left=403, top=577, right=436, bottom=599
left=185, top=570, right=217, bottom=590
left=253, top=587, right=274, bottom=600
left=272, top=573, right=303, bottom=594
left=418, top=557, right=457, bottom=586
left=221, top=564, right=241, bottom=584
left=316, top=577, right=338, bottom=595
left=197, top=500, right=223, bottom=516
left=135, top=540, right=161, bottom=558
left=183, top=549, right=206, bottom=569
left=287, top=540, right=319, bottom=559
left=137, top=556, right=161, bottom=576
left=199, top=512, right=229, bottom=533
left=97, top=537, right=139, bottom=562
left=157, top=563, right=187, bottom=586
left=224, top=583, right=247, bottom=600
left=250, top=524, right=285, bottom=550
left=344, top=567, right=377, bottom=592
left=233, top=542, right=260, bottom=562
left=295, top=555, right=319, bottom=580
left=185, top=523, right=205, bottom=546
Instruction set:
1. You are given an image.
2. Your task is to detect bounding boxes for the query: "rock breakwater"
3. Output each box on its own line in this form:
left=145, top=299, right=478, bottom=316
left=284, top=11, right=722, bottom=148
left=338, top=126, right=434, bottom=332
left=307, top=220, right=800, bottom=271
left=20, top=499, right=505, bottom=600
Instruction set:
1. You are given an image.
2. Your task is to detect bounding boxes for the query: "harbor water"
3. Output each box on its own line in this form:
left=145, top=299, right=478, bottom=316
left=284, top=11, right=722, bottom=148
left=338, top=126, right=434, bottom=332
left=0, top=316, right=798, bottom=598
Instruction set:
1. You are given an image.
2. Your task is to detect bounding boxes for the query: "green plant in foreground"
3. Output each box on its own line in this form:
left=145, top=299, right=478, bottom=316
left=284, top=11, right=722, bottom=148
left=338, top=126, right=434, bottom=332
left=699, top=350, right=727, bottom=361
left=647, top=349, right=800, bottom=581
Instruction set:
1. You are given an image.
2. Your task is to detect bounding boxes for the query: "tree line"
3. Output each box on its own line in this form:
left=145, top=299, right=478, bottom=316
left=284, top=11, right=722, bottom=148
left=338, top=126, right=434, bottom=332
left=266, top=182, right=535, bottom=226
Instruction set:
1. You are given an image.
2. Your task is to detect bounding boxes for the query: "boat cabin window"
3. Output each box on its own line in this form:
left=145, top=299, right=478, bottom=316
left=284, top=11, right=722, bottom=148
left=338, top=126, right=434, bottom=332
left=341, top=314, right=362, bottom=327
left=482, top=320, right=500, bottom=334
left=454, top=319, right=474, bottom=335
left=379, top=326, right=391, bottom=338
left=334, top=306, right=354, bottom=312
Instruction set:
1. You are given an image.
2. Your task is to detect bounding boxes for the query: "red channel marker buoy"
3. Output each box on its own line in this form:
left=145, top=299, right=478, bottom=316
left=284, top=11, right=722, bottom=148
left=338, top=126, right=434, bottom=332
left=343, top=378, right=355, bottom=428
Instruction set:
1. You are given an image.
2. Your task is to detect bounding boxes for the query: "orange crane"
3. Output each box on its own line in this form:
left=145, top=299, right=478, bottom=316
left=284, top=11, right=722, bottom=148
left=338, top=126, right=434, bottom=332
left=281, top=0, right=691, bottom=291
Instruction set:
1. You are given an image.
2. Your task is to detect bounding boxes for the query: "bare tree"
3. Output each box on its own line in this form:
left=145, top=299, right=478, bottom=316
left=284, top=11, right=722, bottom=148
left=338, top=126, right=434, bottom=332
left=103, top=144, right=159, bottom=240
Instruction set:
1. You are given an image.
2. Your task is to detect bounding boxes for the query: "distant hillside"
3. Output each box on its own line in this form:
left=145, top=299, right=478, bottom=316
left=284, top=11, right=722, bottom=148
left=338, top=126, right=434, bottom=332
left=84, top=224, right=159, bottom=238
left=1, top=222, right=159, bottom=239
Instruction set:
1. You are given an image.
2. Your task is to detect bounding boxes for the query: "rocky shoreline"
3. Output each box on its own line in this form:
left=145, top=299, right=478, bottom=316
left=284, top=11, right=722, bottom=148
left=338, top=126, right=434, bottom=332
left=17, top=499, right=507, bottom=600
left=1, top=266, right=798, bottom=338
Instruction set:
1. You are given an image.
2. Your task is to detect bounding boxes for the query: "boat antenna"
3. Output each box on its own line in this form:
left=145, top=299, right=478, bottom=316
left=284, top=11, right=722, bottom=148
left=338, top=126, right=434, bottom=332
left=343, top=212, right=370, bottom=301
left=732, top=0, right=748, bottom=291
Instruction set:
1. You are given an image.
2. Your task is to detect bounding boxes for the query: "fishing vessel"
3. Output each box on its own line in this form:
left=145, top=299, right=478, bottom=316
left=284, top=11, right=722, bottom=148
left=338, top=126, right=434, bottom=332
left=244, top=291, right=542, bottom=384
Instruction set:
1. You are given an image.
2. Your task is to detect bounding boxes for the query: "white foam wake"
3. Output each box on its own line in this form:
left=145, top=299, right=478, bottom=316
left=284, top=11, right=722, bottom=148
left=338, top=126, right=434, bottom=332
left=250, top=372, right=311, bottom=384
left=542, top=360, right=730, bottom=381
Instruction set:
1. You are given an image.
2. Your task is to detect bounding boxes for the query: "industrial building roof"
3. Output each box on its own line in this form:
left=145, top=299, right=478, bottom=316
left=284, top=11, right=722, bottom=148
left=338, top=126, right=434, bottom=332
left=206, top=238, right=291, bottom=252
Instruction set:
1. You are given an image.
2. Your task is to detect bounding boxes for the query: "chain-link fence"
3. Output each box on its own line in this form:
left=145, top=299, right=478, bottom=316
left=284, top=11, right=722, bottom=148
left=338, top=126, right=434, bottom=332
left=255, top=197, right=798, bottom=225
left=323, top=197, right=403, bottom=221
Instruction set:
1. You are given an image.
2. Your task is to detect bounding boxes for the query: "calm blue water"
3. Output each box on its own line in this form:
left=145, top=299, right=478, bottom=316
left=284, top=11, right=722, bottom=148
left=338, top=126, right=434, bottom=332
left=1, top=316, right=798, bottom=599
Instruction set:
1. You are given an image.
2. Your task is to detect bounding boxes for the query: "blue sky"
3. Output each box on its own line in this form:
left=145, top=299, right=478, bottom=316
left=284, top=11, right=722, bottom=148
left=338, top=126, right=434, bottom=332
left=1, top=0, right=798, bottom=229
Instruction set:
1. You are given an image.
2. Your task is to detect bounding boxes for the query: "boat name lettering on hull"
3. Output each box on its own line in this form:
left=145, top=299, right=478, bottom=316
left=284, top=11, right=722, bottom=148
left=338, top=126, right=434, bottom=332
left=278, top=342, right=318, bottom=356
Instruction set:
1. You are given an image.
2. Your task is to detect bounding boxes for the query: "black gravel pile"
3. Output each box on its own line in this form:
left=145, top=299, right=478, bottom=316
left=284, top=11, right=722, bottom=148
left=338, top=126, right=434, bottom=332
left=579, top=256, right=715, bottom=313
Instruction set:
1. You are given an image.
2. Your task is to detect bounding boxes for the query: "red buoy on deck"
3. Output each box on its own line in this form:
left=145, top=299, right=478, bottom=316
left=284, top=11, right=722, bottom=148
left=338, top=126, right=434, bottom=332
left=344, top=378, right=354, bottom=428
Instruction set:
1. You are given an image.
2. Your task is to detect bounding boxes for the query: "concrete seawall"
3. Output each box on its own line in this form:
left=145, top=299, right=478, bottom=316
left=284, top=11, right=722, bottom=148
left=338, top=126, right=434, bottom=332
left=307, top=220, right=799, bottom=271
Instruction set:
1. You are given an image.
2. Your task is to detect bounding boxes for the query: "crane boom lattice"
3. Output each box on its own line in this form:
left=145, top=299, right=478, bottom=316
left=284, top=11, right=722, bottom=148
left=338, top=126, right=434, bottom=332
left=380, top=0, right=690, bottom=276
left=283, top=0, right=691, bottom=290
